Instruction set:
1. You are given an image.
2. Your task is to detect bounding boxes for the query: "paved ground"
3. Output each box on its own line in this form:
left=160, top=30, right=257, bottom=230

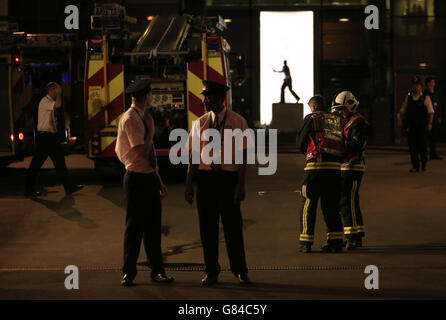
left=1, top=149, right=446, bottom=300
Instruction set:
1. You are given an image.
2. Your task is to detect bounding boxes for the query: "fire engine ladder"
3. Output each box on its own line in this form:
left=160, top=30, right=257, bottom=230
left=128, top=16, right=189, bottom=57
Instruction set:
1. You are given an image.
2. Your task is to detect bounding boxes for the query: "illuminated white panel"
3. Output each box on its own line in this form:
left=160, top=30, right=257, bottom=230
left=260, top=11, right=314, bottom=125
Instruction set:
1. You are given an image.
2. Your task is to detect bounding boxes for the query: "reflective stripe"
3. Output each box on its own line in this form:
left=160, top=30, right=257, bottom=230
left=341, top=166, right=365, bottom=172
left=343, top=226, right=357, bottom=234
left=305, top=162, right=341, bottom=171
left=327, top=233, right=344, bottom=239
left=351, top=180, right=358, bottom=230
left=299, top=234, right=314, bottom=242
left=302, top=185, right=309, bottom=235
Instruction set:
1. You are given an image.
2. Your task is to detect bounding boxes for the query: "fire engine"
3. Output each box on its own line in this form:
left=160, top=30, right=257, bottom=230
left=0, top=23, right=81, bottom=167
left=84, top=3, right=232, bottom=170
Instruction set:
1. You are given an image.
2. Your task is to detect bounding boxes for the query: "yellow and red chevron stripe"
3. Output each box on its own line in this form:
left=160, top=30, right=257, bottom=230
left=84, top=39, right=124, bottom=158
left=187, top=36, right=229, bottom=131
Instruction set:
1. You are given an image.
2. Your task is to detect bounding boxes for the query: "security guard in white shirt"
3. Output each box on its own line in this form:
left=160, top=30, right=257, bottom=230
left=185, top=80, right=251, bottom=286
left=116, top=79, right=174, bottom=286
left=25, top=82, right=83, bottom=197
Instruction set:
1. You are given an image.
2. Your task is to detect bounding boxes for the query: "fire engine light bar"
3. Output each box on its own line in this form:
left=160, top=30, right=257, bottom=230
left=260, top=11, right=314, bottom=124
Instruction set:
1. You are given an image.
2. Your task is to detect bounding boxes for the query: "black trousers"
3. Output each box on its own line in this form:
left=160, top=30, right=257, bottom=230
left=299, top=170, right=343, bottom=246
left=122, top=171, right=164, bottom=278
left=25, top=132, right=70, bottom=192
left=280, top=79, right=300, bottom=103
left=196, top=170, right=248, bottom=277
left=407, top=128, right=428, bottom=170
left=340, top=170, right=365, bottom=241
left=428, top=124, right=440, bottom=158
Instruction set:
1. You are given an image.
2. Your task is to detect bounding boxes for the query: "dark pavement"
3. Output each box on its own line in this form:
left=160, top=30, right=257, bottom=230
left=1, top=149, right=446, bottom=299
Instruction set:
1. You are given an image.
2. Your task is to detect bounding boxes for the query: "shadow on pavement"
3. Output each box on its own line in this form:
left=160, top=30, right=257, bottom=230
left=137, top=262, right=205, bottom=269
left=351, top=243, right=446, bottom=256
left=31, top=195, right=99, bottom=229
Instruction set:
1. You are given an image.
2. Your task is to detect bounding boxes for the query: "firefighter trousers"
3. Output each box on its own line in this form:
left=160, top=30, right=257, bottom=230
left=299, top=169, right=343, bottom=246
left=340, top=170, right=365, bottom=241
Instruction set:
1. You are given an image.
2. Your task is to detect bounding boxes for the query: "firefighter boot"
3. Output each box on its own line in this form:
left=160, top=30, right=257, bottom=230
left=321, top=243, right=343, bottom=253
left=299, top=244, right=312, bottom=253
left=346, top=241, right=356, bottom=250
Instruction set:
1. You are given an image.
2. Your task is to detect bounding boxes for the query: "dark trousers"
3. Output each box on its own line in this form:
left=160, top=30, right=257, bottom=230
left=340, top=170, right=365, bottom=240
left=122, top=171, right=164, bottom=278
left=428, top=124, right=440, bottom=158
left=25, top=132, right=70, bottom=192
left=407, top=128, right=428, bottom=170
left=299, top=170, right=343, bottom=246
left=196, top=170, right=248, bottom=277
left=280, top=79, right=300, bottom=103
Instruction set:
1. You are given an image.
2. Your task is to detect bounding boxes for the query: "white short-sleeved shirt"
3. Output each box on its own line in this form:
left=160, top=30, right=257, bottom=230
left=188, top=108, right=253, bottom=172
left=37, top=95, right=58, bottom=133
left=115, top=106, right=155, bottom=174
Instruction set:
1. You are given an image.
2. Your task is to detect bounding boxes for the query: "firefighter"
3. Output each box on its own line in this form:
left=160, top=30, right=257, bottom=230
left=397, top=76, right=434, bottom=172
left=296, top=95, right=345, bottom=253
left=25, top=82, right=83, bottom=197
left=184, top=80, right=251, bottom=286
left=332, top=91, right=369, bottom=250
left=116, top=79, right=174, bottom=286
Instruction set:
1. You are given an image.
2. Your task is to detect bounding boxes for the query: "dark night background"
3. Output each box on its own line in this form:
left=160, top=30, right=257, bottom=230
left=2, top=0, right=446, bottom=145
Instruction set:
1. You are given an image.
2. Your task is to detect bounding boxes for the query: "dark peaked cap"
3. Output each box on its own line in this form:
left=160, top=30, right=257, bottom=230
left=201, top=80, right=230, bottom=95
left=411, top=75, right=422, bottom=85
left=125, top=79, right=151, bottom=95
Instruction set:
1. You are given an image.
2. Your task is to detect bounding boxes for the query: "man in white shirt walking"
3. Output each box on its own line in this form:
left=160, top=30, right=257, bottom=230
left=25, top=82, right=83, bottom=197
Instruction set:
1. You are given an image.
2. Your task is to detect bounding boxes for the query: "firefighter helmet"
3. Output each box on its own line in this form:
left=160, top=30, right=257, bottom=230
left=332, top=91, right=359, bottom=113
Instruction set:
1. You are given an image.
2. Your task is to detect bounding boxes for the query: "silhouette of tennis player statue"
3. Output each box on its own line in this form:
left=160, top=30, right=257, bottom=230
left=273, top=60, right=300, bottom=103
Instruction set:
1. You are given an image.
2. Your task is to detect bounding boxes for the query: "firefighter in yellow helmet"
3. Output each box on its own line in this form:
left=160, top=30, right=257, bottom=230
left=332, top=91, right=369, bottom=250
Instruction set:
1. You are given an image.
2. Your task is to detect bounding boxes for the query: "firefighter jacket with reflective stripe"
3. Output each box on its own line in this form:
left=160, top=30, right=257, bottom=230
left=297, top=110, right=344, bottom=170
left=341, top=112, right=369, bottom=171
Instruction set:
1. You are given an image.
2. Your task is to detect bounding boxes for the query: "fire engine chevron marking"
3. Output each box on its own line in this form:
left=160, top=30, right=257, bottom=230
left=88, top=60, right=104, bottom=79
left=87, top=73, right=124, bottom=121
left=208, top=56, right=223, bottom=76
left=187, top=70, right=204, bottom=102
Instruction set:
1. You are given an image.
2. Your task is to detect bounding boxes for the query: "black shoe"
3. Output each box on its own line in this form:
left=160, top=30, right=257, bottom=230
left=201, top=274, right=218, bottom=286
left=65, top=184, right=84, bottom=195
left=121, top=274, right=134, bottom=286
left=346, top=241, right=356, bottom=251
left=24, top=190, right=42, bottom=197
left=151, top=273, right=174, bottom=283
left=355, top=238, right=363, bottom=248
left=421, top=166, right=426, bottom=172
left=237, top=273, right=251, bottom=285
left=321, top=244, right=343, bottom=253
left=299, top=244, right=312, bottom=253
left=409, top=168, right=419, bottom=173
